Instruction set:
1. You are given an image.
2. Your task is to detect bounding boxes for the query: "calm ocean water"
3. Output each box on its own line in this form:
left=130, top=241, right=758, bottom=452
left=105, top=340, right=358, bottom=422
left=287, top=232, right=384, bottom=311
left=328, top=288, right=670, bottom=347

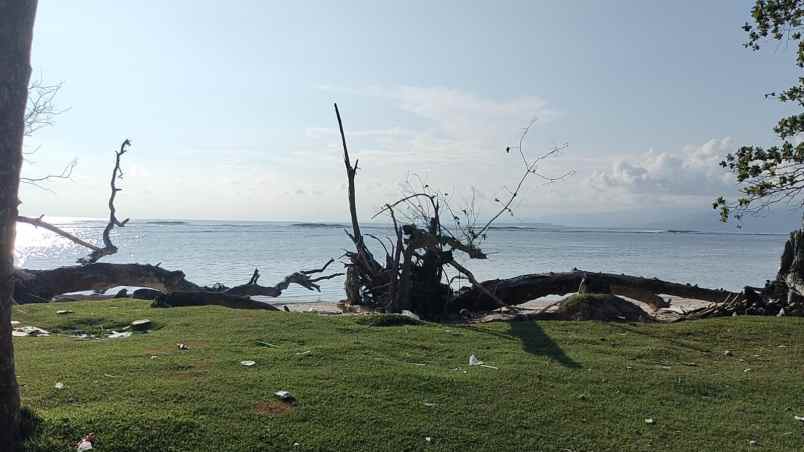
left=14, top=219, right=789, bottom=302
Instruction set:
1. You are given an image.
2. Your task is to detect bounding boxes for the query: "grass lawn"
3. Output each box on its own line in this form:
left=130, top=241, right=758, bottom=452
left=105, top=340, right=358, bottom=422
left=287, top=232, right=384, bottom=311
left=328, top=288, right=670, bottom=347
left=11, top=299, right=804, bottom=451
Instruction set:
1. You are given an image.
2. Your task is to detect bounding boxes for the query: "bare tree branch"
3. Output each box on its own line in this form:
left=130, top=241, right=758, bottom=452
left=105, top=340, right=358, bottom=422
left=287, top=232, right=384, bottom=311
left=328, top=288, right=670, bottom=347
left=18, top=139, right=132, bottom=265
left=24, top=79, right=67, bottom=138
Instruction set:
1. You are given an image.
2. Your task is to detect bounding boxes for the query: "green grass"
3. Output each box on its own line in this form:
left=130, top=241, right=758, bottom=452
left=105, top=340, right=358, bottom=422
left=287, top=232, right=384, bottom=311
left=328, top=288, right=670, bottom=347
left=11, top=299, right=804, bottom=451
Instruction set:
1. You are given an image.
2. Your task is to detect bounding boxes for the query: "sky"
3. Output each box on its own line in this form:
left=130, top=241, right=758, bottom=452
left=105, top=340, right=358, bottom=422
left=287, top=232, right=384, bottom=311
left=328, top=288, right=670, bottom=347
left=19, top=1, right=803, bottom=228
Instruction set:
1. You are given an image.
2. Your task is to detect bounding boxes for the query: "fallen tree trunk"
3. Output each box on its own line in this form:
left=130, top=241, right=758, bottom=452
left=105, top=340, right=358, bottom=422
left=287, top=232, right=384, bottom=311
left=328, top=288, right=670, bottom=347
left=153, top=291, right=279, bottom=310
left=13, top=260, right=342, bottom=310
left=452, top=270, right=738, bottom=312
left=14, top=263, right=200, bottom=303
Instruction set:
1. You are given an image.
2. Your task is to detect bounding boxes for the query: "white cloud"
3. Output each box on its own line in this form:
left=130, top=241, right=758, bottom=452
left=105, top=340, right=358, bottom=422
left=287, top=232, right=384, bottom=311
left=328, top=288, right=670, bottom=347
left=591, top=137, right=736, bottom=200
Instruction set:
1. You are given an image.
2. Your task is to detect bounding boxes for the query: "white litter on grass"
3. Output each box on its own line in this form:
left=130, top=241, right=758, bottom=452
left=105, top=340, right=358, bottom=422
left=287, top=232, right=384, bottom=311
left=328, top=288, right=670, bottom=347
left=425, top=437, right=432, bottom=443
left=107, top=331, right=132, bottom=339
left=76, top=439, right=93, bottom=451
left=54, top=382, right=64, bottom=390
left=240, top=360, right=256, bottom=367
left=468, top=354, right=498, bottom=370
left=56, top=310, right=73, bottom=315
left=795, top=415, right=804, bottom=422
left=275, top=390, right=296, bottom=403
left=645, top=418, right=655, bottom=425
left=296, top=350, right=312, bottom=356
left=12, top=326, right=50, bottom=337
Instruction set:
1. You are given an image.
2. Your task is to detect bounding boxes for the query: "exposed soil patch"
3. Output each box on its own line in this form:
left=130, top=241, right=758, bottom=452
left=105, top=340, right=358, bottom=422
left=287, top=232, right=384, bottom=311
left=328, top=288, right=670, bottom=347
left=255, top=400, right=294, bottom=416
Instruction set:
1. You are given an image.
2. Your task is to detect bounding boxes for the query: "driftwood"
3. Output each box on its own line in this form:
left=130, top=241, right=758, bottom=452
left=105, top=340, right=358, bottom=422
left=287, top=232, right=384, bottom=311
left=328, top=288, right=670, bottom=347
left=452, top=270, right=737, bottom=313
left=14, top=259, right=343, bottom=310
left=152, top=291, right=280, bottom=310
left=13, top=263, right=200, bottom=303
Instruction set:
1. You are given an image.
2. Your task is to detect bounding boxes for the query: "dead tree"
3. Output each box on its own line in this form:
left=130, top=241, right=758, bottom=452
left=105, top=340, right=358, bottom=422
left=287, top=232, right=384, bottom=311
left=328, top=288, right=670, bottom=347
left=334, top=103, right=571, bottom=320
left=17, top=138, right=131, bottom=264
left=0, top=0, right=38, bottom=444
left=13, top=137, right=343, bottom=308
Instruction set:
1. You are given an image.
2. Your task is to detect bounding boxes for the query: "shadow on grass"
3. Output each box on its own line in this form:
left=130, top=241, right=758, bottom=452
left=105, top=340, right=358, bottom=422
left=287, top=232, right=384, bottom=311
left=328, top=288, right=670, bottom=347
left=470, top=320, right=581, bottom=368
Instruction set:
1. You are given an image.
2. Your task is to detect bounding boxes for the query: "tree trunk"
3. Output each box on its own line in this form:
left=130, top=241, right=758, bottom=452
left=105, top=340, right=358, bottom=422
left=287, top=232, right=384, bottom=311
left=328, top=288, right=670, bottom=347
left=0, top=0, right=38, bottom=444
left=453, top=270, right=736, bottom=312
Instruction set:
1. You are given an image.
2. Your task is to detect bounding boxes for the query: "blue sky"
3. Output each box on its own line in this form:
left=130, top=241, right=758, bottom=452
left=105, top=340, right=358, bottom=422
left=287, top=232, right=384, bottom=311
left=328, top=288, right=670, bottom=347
left=19, top=1, right=801, bottom=227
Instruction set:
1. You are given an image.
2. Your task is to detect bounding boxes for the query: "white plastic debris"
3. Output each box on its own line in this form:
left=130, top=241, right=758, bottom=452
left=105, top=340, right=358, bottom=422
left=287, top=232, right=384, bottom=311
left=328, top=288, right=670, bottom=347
left=425, top=437, right=432, bottom=443
left=108, top=331, right=132, bottom=339
left=275, top=390, right=296, bottom=403
left=645, top=418, right=655, bottom=425
left=56, top=310, right=73, bottom=315
left=723, top=350, right=733, bottom=356
left=54, top=382, right=64, bottom=390
left=12, top=326, right=50, bottom=337
left=177, top=343, right=189, bottom=351
left=240, top=360, right=256, bottom=367
left=76, top=433, right=95, bottom=451
left=777, top=307, right=786, bottom=317
left=749, top=440, right=758, bottom=446
left=468, top=354, right=498, bottom=370
left=795, top=415, right=804, bottom=422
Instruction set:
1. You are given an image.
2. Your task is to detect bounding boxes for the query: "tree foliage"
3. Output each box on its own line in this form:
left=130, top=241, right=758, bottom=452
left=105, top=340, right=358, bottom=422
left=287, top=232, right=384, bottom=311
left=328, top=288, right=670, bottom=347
left=715, top=0, right=804, bottom=221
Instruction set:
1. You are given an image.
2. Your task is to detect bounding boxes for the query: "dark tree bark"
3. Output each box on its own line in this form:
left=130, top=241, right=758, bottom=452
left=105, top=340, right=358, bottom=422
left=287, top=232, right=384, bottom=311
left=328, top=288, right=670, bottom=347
left=13, top=263, right=201, bottom=303
left=0, top=0, right=37, bottom=444
left=452, top=270, right=736, bottom=312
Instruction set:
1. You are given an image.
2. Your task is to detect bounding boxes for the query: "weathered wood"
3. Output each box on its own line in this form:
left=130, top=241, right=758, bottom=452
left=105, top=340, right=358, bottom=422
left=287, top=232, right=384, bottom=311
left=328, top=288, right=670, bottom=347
left=153, top=291, right=280, bottom=310
left=453, top=270, right=736, bottom=312
left=0, top=0, right=38, bottom=444
left=13, top=263, right=200, bottom=303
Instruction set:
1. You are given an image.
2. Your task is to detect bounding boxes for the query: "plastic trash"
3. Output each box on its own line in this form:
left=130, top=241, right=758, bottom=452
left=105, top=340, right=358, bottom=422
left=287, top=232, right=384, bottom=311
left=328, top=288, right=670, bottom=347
left=108, top=331, right=132, bottom=339
left=425, top=437, right=432, bottom=443
left=795, top=415, right=804, bottom=422
left=56, top=310, right=73, bottom=315
left=76, top=433, right=95, bottom=451
left=240, top=360, right=256, bottom=367
left=12, top=326, right=50, bottom=337
left=644, top=418, right=655, bottom=425
left=468, top=354, right=498, bottom=370
left=54, top=382, right=64, bottom=390
left=777, top=307, right=786, bottom=317
left=177, top=343, right=189, bottom=351
left=275, top=390, right=296, bottom=403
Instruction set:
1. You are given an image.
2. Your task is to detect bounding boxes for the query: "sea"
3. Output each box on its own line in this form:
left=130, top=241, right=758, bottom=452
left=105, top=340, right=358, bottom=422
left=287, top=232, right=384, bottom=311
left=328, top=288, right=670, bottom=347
left=14, top=218, right=789, bottom=303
